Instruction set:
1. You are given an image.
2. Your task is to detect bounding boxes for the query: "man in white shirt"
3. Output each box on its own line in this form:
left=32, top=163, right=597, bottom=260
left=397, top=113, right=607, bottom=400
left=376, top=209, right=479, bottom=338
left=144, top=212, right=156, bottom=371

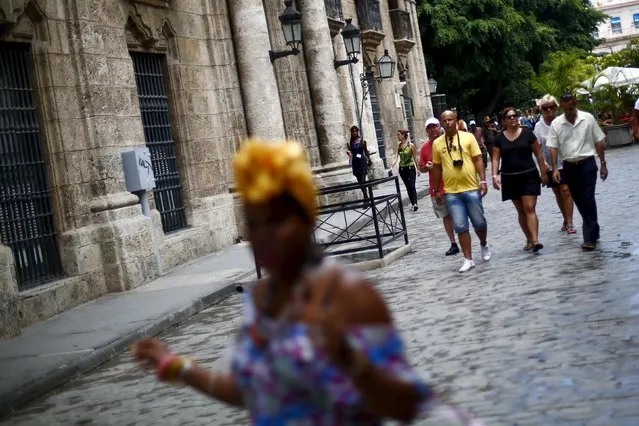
left=547, top=93, right=608, bottom=251
left=632, top=98, right=639, bottom=141
left=534, top=94, right=575, bottom=234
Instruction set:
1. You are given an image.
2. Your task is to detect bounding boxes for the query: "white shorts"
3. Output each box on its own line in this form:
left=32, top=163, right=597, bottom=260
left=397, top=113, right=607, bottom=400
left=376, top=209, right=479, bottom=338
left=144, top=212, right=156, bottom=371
left=431, top=196, right=449, bottom=219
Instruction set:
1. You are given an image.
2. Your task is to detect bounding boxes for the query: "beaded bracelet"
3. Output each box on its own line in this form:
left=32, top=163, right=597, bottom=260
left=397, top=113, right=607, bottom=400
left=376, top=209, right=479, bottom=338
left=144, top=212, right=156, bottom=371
left=156, top=354, right=193, bottom=382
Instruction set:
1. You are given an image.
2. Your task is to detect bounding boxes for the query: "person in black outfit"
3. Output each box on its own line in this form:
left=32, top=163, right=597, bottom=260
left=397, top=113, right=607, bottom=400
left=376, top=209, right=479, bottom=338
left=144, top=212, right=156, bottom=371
left=346, top=126, right=372, bottom=199
left=491, top=107, right=548, bottom=253
left=482, top=115, right=497, bottom=169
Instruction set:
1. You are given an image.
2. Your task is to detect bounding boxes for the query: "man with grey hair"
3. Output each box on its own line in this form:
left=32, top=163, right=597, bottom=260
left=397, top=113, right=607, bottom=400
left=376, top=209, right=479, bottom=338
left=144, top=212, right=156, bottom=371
left=534, top=94, right=575, bottom=234
left=547, top=93, right=608, bottom=251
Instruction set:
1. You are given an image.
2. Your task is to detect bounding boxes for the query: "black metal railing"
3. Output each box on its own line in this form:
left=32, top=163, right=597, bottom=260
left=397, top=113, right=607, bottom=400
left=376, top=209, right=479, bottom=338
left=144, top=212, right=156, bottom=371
left=131, top=52, right=187, bottom=233
left=356, top=0, right=383, bottom=31
left=390, top=9, right=413, bottom=40
left=252, top=177, right=409, bottom=278
left=313, top=176, right=408, bottom=258
left=324, top=0, right=343, bottom=20
left=0, top=42, right=63, bottom=289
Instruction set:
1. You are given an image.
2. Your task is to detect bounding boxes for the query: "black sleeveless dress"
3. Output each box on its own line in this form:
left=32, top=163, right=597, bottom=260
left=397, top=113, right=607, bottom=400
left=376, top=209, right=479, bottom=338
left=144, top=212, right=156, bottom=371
left=350, top=139, right=368, bottom=178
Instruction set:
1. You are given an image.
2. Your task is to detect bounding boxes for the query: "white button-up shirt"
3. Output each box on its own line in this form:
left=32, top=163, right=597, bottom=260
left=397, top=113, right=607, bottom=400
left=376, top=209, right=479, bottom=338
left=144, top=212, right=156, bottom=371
left=547, top=110, right=605, bottom=163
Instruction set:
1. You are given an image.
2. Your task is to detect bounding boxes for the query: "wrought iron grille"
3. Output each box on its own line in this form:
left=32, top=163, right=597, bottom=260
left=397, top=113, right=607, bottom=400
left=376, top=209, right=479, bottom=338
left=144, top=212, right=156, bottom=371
left=366, top=73, right=386, bottom=167
left=389, top=9, right=413, bottom=40
left=312, top=176, right=409, bottom=258
left=131, top=52, right=187, bottom=233
left=356, top=0, right=382, bottom=31
left=432, top=94, right=448, bottom=119
left=403, top=95, right=415, bottom=144
left=0, top=42, right=63, bottom=289
left=324, top=0, right=343, bottom=20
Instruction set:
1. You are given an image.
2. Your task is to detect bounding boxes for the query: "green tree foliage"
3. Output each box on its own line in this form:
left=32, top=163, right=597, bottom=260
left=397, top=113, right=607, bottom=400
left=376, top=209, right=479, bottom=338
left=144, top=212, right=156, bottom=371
left=531, top=49, right=597, bottom=99
left=418, top=0, right=605, bottom=116
left=599, top=40, right=639, bottom=68
left=532, top=40, right=639, bottom=123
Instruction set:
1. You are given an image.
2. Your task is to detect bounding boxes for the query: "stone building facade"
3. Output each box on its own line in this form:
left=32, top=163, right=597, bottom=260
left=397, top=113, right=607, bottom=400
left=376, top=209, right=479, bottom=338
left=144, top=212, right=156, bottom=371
left=592, top=0, right=639, bottom=54
left=0, top=0, right=434, bottom=338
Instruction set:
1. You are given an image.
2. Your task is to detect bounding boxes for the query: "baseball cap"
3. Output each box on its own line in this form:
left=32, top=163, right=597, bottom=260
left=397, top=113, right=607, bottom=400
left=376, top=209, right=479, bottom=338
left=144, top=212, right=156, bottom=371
left=469, top=120, right=476, bottom=126
left=425, top=117, right=440, bottom=128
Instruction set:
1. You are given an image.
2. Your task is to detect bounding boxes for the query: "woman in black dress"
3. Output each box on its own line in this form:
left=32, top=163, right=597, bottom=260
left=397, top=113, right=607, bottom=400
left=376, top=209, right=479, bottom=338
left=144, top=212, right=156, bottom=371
left=347, top=126, right=372, bottom=199
left=491, top=107, right=548, bottom=252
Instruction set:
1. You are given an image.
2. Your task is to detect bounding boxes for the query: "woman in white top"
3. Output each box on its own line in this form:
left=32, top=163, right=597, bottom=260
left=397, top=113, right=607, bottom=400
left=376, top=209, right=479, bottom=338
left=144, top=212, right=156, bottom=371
left=533, top=94, right=575, bottom=234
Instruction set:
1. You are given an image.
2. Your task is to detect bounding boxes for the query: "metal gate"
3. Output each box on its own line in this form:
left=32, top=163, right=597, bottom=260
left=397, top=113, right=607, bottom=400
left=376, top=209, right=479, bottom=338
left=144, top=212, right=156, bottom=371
left=366, top=73, right=387, bottom=167
left=431, top=94, right=447, bottom=121
left=131, top=52, right=187, bottom=233
left=0, top=42, right=63, bottom=289
left=402, top=94, right=415, bottom=144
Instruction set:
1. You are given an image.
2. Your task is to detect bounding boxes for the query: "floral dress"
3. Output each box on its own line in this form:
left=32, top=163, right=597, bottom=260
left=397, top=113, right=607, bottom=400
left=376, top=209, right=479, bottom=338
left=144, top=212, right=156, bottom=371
left=230, top=288, right=434, bottom=425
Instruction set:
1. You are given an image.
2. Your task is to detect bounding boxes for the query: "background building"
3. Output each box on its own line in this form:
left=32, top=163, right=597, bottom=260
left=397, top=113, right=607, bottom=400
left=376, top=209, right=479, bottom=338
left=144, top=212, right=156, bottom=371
left=593, top=0, right=639, bottom=53
left=0, top=0, right=434, bottom=338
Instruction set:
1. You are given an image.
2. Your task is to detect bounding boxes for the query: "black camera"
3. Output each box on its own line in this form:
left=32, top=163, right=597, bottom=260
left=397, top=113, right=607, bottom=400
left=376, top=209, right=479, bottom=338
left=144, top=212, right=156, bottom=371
left=453, top=159, right=464, bottom=168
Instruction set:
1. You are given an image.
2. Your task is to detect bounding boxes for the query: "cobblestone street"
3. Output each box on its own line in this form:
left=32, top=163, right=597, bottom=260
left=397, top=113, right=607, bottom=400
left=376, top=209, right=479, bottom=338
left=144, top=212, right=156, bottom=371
left=4, top=145, right=639, bottom=426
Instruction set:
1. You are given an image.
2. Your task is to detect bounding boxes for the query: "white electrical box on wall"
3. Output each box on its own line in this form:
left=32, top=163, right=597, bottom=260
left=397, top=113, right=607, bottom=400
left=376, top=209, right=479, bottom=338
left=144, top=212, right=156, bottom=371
left=121, top=148, right=156, bottom=192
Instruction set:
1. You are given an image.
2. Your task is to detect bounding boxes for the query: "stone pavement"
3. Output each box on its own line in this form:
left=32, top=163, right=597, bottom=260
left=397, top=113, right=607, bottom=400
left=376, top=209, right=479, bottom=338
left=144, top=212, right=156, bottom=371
left=0, top=175, right=425, bottom=419
left=0, top=243, right=258, bottom=419
left=3, top=145, right=639, bottom=425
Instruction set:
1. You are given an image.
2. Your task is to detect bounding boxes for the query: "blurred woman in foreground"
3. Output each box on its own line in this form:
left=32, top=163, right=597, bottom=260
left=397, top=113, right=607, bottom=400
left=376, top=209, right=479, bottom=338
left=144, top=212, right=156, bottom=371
left=132, top=139, right=481, bottom=425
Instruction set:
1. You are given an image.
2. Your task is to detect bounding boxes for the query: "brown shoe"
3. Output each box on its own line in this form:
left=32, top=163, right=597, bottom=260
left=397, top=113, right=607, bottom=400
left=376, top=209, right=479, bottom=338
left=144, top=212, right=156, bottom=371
left=581, top=242, right=597, bottom=251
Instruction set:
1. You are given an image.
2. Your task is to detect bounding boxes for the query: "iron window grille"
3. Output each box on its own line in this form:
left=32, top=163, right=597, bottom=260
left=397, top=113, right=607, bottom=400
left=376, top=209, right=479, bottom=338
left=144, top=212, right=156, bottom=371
left=324, top=0, right=343, bottom=21
left=131, top=52, right=187, bottom=233
left=356, top=0, right=383, bottom=31
left=0, top=42, right=63, bottom=289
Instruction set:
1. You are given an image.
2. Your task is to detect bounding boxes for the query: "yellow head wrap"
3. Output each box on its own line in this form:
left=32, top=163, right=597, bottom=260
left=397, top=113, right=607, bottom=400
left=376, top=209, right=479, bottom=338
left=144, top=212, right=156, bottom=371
left=234, top=139, right=317, bottom=222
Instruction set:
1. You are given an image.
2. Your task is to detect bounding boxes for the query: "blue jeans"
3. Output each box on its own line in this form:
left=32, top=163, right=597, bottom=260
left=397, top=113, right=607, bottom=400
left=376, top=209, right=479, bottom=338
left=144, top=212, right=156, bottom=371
left=445, top=190, right=487, bottom=234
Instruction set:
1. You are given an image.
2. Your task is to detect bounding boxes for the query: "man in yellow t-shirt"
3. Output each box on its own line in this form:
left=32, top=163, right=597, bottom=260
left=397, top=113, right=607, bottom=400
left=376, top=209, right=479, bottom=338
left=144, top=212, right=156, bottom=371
left=432, top=110, right=492, bottom=272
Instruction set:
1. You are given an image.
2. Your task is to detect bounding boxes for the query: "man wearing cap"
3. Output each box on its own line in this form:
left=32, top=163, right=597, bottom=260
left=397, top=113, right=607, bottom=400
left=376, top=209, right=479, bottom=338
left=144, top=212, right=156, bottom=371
left=547, top=93, right=608, bottom=251
left=419, top=117, right=459, bottom=256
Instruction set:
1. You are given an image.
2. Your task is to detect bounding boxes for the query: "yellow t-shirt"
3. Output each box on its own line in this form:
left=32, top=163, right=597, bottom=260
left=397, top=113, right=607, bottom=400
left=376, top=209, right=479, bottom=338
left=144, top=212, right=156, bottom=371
left=432, top=131, right=482, bottom=194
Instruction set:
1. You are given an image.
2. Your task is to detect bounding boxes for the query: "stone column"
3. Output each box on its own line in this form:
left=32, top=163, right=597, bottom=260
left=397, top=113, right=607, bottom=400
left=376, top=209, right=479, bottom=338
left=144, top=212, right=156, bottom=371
left=298, top=0, right=347, bottom=166
left=228, top=0, right=286, bottom=140
left=0, top=245, right=19, bottom=339
left=409, top=0, right=433, bottom=120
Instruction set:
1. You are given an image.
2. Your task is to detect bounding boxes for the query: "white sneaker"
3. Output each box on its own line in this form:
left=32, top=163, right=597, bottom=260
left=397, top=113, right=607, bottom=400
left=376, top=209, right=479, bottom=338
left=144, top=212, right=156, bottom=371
left=459, top=258, right=475, bottom=272
left=481, top=244, right=492, bottom=262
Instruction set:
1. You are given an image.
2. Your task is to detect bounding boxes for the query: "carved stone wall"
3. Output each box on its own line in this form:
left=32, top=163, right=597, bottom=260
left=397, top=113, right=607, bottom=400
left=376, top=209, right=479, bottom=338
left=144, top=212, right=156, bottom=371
left=0, top=0, right=433, bottom=337
left=0, top=0, right=240, bottom=337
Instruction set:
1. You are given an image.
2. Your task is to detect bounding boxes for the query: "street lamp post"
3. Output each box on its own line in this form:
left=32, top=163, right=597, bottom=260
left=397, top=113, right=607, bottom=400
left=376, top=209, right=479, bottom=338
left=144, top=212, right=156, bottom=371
left=335, top=18, right=396, bottom=152
left=269, top=1, right=303, bottom=63
left=428, top=76, right=438, bottom=94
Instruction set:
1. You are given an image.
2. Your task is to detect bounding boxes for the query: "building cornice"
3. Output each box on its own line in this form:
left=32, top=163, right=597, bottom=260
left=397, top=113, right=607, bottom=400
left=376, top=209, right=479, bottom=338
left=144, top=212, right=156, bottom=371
left=596, top=0, right=639, bottom=12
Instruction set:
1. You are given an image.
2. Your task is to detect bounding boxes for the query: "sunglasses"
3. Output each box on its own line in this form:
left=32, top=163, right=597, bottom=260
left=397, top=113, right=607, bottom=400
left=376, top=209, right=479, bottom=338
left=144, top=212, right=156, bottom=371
left=505, top=114, right=518, bottom=120
left=541, top=105, right=556, bottom=111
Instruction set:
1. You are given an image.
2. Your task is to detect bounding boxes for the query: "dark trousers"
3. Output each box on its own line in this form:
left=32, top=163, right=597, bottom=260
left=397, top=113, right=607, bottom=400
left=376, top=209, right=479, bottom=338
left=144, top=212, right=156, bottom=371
left=355, top=173, right=368, bottom=199
left=563, top=157, right=599, bottom=243
left=399, top=166, right=418, bottom=205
